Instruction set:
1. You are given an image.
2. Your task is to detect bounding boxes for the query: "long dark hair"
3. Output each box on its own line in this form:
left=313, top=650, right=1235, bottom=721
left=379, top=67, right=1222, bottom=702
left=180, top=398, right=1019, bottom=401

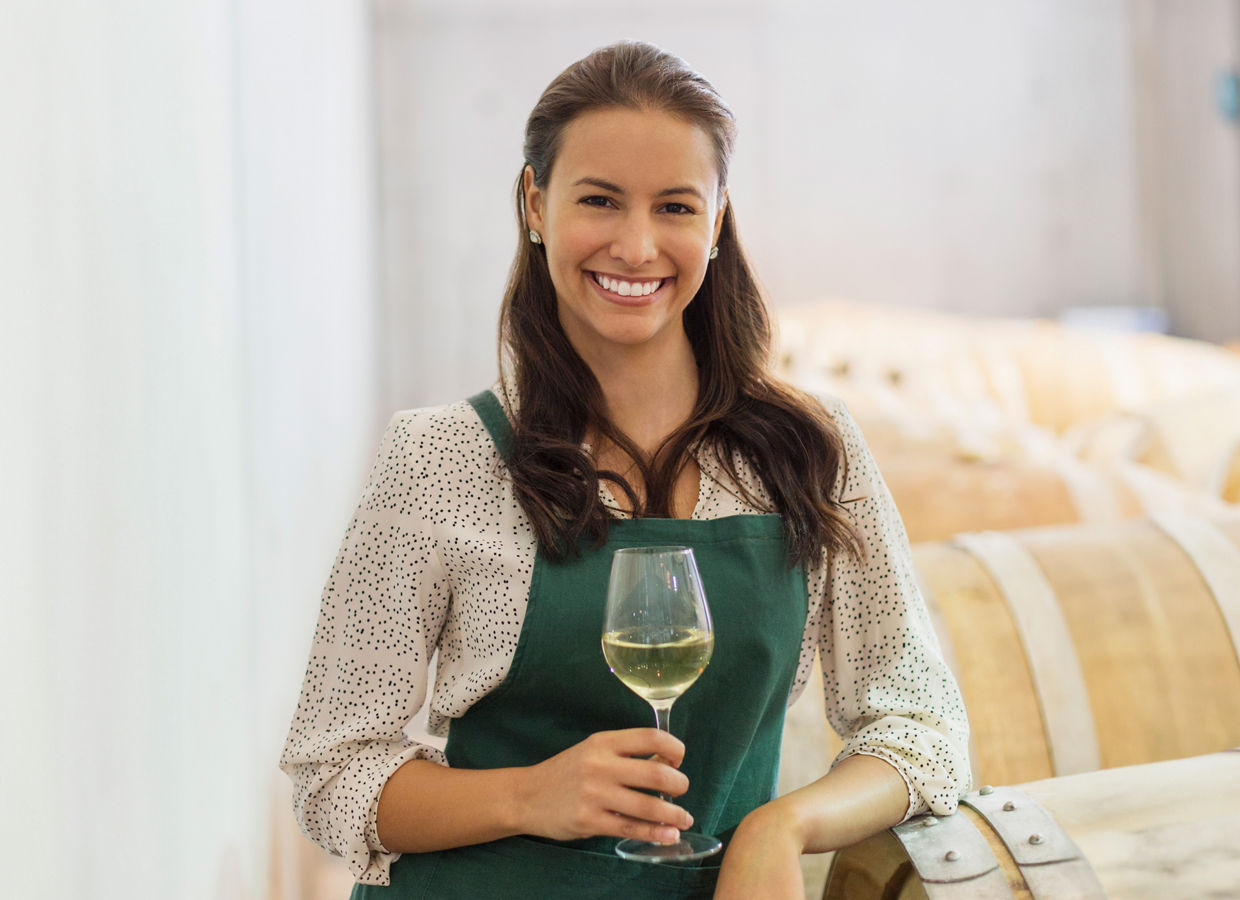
left=499, top=40, right=863, bottom=569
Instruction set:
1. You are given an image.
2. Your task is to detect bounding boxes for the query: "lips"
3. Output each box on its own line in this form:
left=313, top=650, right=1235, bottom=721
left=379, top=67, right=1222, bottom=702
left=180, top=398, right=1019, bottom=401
left=591, top=272, right=668, bottom=298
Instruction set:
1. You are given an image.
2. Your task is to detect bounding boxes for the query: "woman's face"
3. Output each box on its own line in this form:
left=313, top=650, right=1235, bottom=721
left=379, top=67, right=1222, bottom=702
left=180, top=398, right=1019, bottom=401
left=525, top=106, right=727, bottom=368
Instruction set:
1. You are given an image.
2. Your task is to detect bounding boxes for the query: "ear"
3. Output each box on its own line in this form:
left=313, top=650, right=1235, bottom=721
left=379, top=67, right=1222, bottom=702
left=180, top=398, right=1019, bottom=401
left=712, top=188, right=729, bottom=247
left=524, top=165, right=546, bottom=233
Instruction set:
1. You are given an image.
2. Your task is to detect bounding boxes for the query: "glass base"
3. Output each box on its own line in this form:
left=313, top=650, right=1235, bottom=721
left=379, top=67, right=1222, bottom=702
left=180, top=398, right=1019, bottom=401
left=615, top=831, right=722, bottom=863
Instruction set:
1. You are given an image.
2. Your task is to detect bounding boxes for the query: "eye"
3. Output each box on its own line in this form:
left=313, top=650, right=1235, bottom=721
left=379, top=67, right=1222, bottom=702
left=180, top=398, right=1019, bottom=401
left=579, top=195, right=616, bottom=209
left=662, top=202, right=696, bottom=215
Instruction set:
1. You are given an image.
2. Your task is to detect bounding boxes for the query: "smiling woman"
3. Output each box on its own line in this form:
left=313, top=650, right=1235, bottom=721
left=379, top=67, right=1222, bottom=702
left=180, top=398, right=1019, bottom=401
left=280, top=40, right=970, bottom=900
left=524, top=106, right=726, bottom=371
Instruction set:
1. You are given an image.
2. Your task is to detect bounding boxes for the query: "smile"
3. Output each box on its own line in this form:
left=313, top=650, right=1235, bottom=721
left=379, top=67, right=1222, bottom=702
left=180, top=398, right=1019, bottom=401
left=591, top=272, right=668, bottom=298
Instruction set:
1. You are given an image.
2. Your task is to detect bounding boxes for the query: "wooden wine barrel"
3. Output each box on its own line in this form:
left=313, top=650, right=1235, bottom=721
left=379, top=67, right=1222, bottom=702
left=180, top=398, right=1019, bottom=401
left=874, top=446, right=1229, bottom=544
left=776, top=299, right=1240, bottom=434
left=806, top=382, right=1058, bottom=469
left=823, top=749, right=1240, bottom=900
left=1067, top=387, right=1240, bottom=505
left=776, top=301, right=1037, bottom=425
left=1003, top=323, right=1240, bottom=434
left=778, top=514, right=1240, bottom=838
left=915, top=516, right=1240, bottom=787
left=880, top=455, right=1137, bottom=543
left=784, top=513, right=1240, bottom=895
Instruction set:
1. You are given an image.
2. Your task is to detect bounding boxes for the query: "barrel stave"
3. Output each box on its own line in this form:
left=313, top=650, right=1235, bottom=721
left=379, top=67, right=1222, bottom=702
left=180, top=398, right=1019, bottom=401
left=1018, top=519, right=1240, bottom=771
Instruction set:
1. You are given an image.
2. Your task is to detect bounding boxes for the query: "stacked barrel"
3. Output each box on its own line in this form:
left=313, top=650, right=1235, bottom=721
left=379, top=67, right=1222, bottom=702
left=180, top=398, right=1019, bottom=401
left=772, top=300, right=1240, bottom=898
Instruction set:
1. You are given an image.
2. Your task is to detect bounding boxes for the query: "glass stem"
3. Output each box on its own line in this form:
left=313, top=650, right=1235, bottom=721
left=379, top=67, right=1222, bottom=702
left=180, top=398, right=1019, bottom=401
left=651, top=700, right=673, bottom=734
left=650, top=700, right=675, bottom=804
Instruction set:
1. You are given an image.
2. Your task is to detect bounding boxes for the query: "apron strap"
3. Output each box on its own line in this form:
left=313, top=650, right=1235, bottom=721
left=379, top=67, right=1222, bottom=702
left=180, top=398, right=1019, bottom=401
left=468, top=389, right=514, bottom=461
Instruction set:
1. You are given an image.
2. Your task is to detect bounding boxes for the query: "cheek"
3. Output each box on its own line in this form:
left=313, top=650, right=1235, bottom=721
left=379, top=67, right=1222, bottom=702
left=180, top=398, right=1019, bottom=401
left=672, top=234, right=712, bottom=272
left=674, top=221, right=715, bottom=254
left=547, top=223, right=601, bottom=269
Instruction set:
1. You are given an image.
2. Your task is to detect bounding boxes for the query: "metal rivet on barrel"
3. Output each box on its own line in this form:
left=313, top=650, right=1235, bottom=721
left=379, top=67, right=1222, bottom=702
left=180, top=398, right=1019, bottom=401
left=979, top=785, right=994, bottom=795
left=1029, top=833, right=1045, bottom=845
left=1002, top=801, right=1016, bottom=811
left=945, top=850, right=960, bottom=862
left=923, top=817, right=939, bottom=828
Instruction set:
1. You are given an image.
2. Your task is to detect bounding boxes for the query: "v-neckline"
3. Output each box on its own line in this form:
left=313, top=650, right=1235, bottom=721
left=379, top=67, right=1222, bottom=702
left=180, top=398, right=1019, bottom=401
left=593, top=446, right=706, bottom=521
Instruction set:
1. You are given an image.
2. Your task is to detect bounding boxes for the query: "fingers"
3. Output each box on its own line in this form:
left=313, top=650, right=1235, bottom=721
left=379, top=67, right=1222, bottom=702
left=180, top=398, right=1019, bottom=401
left=567, top=808, right=684, bottom=846
left=585, top=730, right=690, bottom=797
left=579, top=791, right=693, bottom=845
left=614, top=815, right=684, bottom=847
left=604, top=783, right=695, bottom=832
left=518, top=729, right=697, bottom=843
left=611, top=753, right=690, bottom=798
left=548, top=780, right=692, bottom=843
left=599, top=728, right=687, bottom=769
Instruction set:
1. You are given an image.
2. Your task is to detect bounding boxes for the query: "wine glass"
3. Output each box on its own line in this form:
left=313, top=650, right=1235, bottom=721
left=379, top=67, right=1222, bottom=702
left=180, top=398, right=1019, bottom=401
left=601, top=545, right=721, bottom=863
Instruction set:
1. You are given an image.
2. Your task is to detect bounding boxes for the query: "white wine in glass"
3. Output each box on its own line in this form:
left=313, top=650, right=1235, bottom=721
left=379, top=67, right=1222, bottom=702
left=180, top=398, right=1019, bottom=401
left=601, top=545, right=721, bottom=863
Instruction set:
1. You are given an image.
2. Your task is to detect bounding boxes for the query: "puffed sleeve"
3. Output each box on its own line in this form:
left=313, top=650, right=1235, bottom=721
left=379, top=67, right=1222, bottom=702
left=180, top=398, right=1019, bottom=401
left=279, top=410, right=451, bottom=885
left=814, top=398, right=971, bottom=818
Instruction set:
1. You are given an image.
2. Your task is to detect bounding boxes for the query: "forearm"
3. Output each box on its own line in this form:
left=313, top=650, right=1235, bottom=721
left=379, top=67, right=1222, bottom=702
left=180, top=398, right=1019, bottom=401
left=715, top=754, right=909, bottom=898
left=376, top=758, right=525, bottom=853
left=744, top=753, right=909, bottom=853
left=375, top=729, right=694, bottom=854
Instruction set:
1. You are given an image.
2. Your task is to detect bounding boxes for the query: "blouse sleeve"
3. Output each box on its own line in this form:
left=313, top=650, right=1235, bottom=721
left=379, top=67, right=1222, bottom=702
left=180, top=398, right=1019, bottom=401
left=813, top=398, right=971, bottom=819
left=279, top=410, right=452, bottom=885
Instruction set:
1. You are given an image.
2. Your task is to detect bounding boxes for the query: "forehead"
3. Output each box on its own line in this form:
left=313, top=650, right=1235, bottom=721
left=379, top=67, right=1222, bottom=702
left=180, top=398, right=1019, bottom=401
left=551, top=107, right=720, bottom=193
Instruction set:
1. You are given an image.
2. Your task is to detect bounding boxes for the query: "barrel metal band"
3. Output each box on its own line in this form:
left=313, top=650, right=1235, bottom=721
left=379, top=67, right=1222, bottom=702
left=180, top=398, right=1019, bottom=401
left=1047, top=452, right=1123, bottom=523
left=1117, top=459, right=1231, bottom=517
left=953, top=531, right=1101, bottom=775
left=961, top=786, right=1105, bottom=899
left=1152, top=514, right=1240, bottom=669
left=891, top=812, right=1014, bottom=899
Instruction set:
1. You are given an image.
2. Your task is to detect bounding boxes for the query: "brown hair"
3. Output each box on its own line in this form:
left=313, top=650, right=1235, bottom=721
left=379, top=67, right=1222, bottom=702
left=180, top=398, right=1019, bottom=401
left=499, top=40, right=863, bottom=569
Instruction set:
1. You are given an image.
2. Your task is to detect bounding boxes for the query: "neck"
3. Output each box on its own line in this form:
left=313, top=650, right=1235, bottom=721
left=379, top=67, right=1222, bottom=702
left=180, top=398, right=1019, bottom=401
left=582, top=338, right=699, bottom=457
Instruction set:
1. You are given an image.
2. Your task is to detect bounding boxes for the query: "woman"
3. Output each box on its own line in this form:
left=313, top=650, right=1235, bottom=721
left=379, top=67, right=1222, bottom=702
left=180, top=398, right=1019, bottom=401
left=281, top=40, right=969, bottom=899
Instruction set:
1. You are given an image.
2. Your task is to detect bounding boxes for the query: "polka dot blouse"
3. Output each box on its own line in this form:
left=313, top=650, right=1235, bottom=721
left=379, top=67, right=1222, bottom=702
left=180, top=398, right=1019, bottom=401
left=279, top=386, right=971, bottom=885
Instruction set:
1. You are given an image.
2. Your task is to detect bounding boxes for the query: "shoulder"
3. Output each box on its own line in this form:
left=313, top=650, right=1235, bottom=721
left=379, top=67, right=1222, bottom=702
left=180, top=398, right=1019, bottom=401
left=810, top=392, right=851, bottom=428
left=789, top=388, right=866, bottom=461
left=800, top=390, right=879, bottom=503
left=814, top=393, right=866, bottom=454
left=382, top=395, right=493, bottom=454
left=360, top=393, right=503, bottom=515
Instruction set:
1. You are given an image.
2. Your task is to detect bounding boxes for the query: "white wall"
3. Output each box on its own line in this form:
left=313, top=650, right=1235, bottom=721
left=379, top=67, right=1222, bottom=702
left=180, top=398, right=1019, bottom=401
left=1, top=2, right=379, bottom=897
left=754, top=0, right=1143, bottom=319
left=373, top=0, right=1164, bottom=410
left=1132, top=0, right=1240, bottom=341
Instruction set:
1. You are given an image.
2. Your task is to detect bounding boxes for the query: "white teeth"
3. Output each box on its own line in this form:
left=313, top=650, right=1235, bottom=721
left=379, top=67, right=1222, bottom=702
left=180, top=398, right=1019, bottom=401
left=594, top=273, right=664, bottom=296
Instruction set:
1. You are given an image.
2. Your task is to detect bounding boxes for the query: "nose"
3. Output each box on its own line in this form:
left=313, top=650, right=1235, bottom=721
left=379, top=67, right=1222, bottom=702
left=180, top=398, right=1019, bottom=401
left=610, top=212, right=658, bottom=267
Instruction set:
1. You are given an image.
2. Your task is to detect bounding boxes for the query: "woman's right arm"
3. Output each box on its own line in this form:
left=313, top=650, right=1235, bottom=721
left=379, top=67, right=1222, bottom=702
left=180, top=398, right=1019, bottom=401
left=279, top=412, right=456, bottom=884
left=280, top=410, right=694, bottom=885
left=375, top=729, right=694, bottom=853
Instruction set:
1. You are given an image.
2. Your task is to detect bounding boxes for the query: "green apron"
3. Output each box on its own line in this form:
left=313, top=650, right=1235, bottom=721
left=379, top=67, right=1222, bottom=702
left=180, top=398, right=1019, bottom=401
left=352, top=390, right=809, bottom=899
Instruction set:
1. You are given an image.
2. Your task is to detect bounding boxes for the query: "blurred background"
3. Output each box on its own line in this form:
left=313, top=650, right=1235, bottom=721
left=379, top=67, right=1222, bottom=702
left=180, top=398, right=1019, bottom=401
left=4, top=1, right=1239, bottom=898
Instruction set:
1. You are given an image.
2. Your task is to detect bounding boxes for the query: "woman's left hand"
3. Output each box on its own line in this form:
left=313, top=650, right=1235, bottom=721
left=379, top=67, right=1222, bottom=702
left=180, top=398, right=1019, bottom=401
left=713, top=801, right=806, bottom=900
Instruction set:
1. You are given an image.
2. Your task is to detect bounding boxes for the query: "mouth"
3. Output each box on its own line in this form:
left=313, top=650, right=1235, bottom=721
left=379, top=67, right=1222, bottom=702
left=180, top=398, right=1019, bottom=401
left=589, top=271, right=671, bottom=301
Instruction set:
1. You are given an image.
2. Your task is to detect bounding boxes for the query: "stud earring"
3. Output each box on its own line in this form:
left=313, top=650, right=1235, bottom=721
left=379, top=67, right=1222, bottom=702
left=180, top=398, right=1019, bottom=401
left=709, top=246, right=719, bottom=260
left=529, top=230, right=542, bottom=245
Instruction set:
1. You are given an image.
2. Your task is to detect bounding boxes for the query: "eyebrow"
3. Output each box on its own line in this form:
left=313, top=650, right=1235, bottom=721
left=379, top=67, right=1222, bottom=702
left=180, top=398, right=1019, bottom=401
left=571, top=177, right=707, bottom=203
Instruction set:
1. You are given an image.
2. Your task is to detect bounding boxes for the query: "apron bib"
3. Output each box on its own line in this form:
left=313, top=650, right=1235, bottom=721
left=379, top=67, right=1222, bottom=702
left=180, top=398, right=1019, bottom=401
left=352, top=390, right=808, bottom=899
